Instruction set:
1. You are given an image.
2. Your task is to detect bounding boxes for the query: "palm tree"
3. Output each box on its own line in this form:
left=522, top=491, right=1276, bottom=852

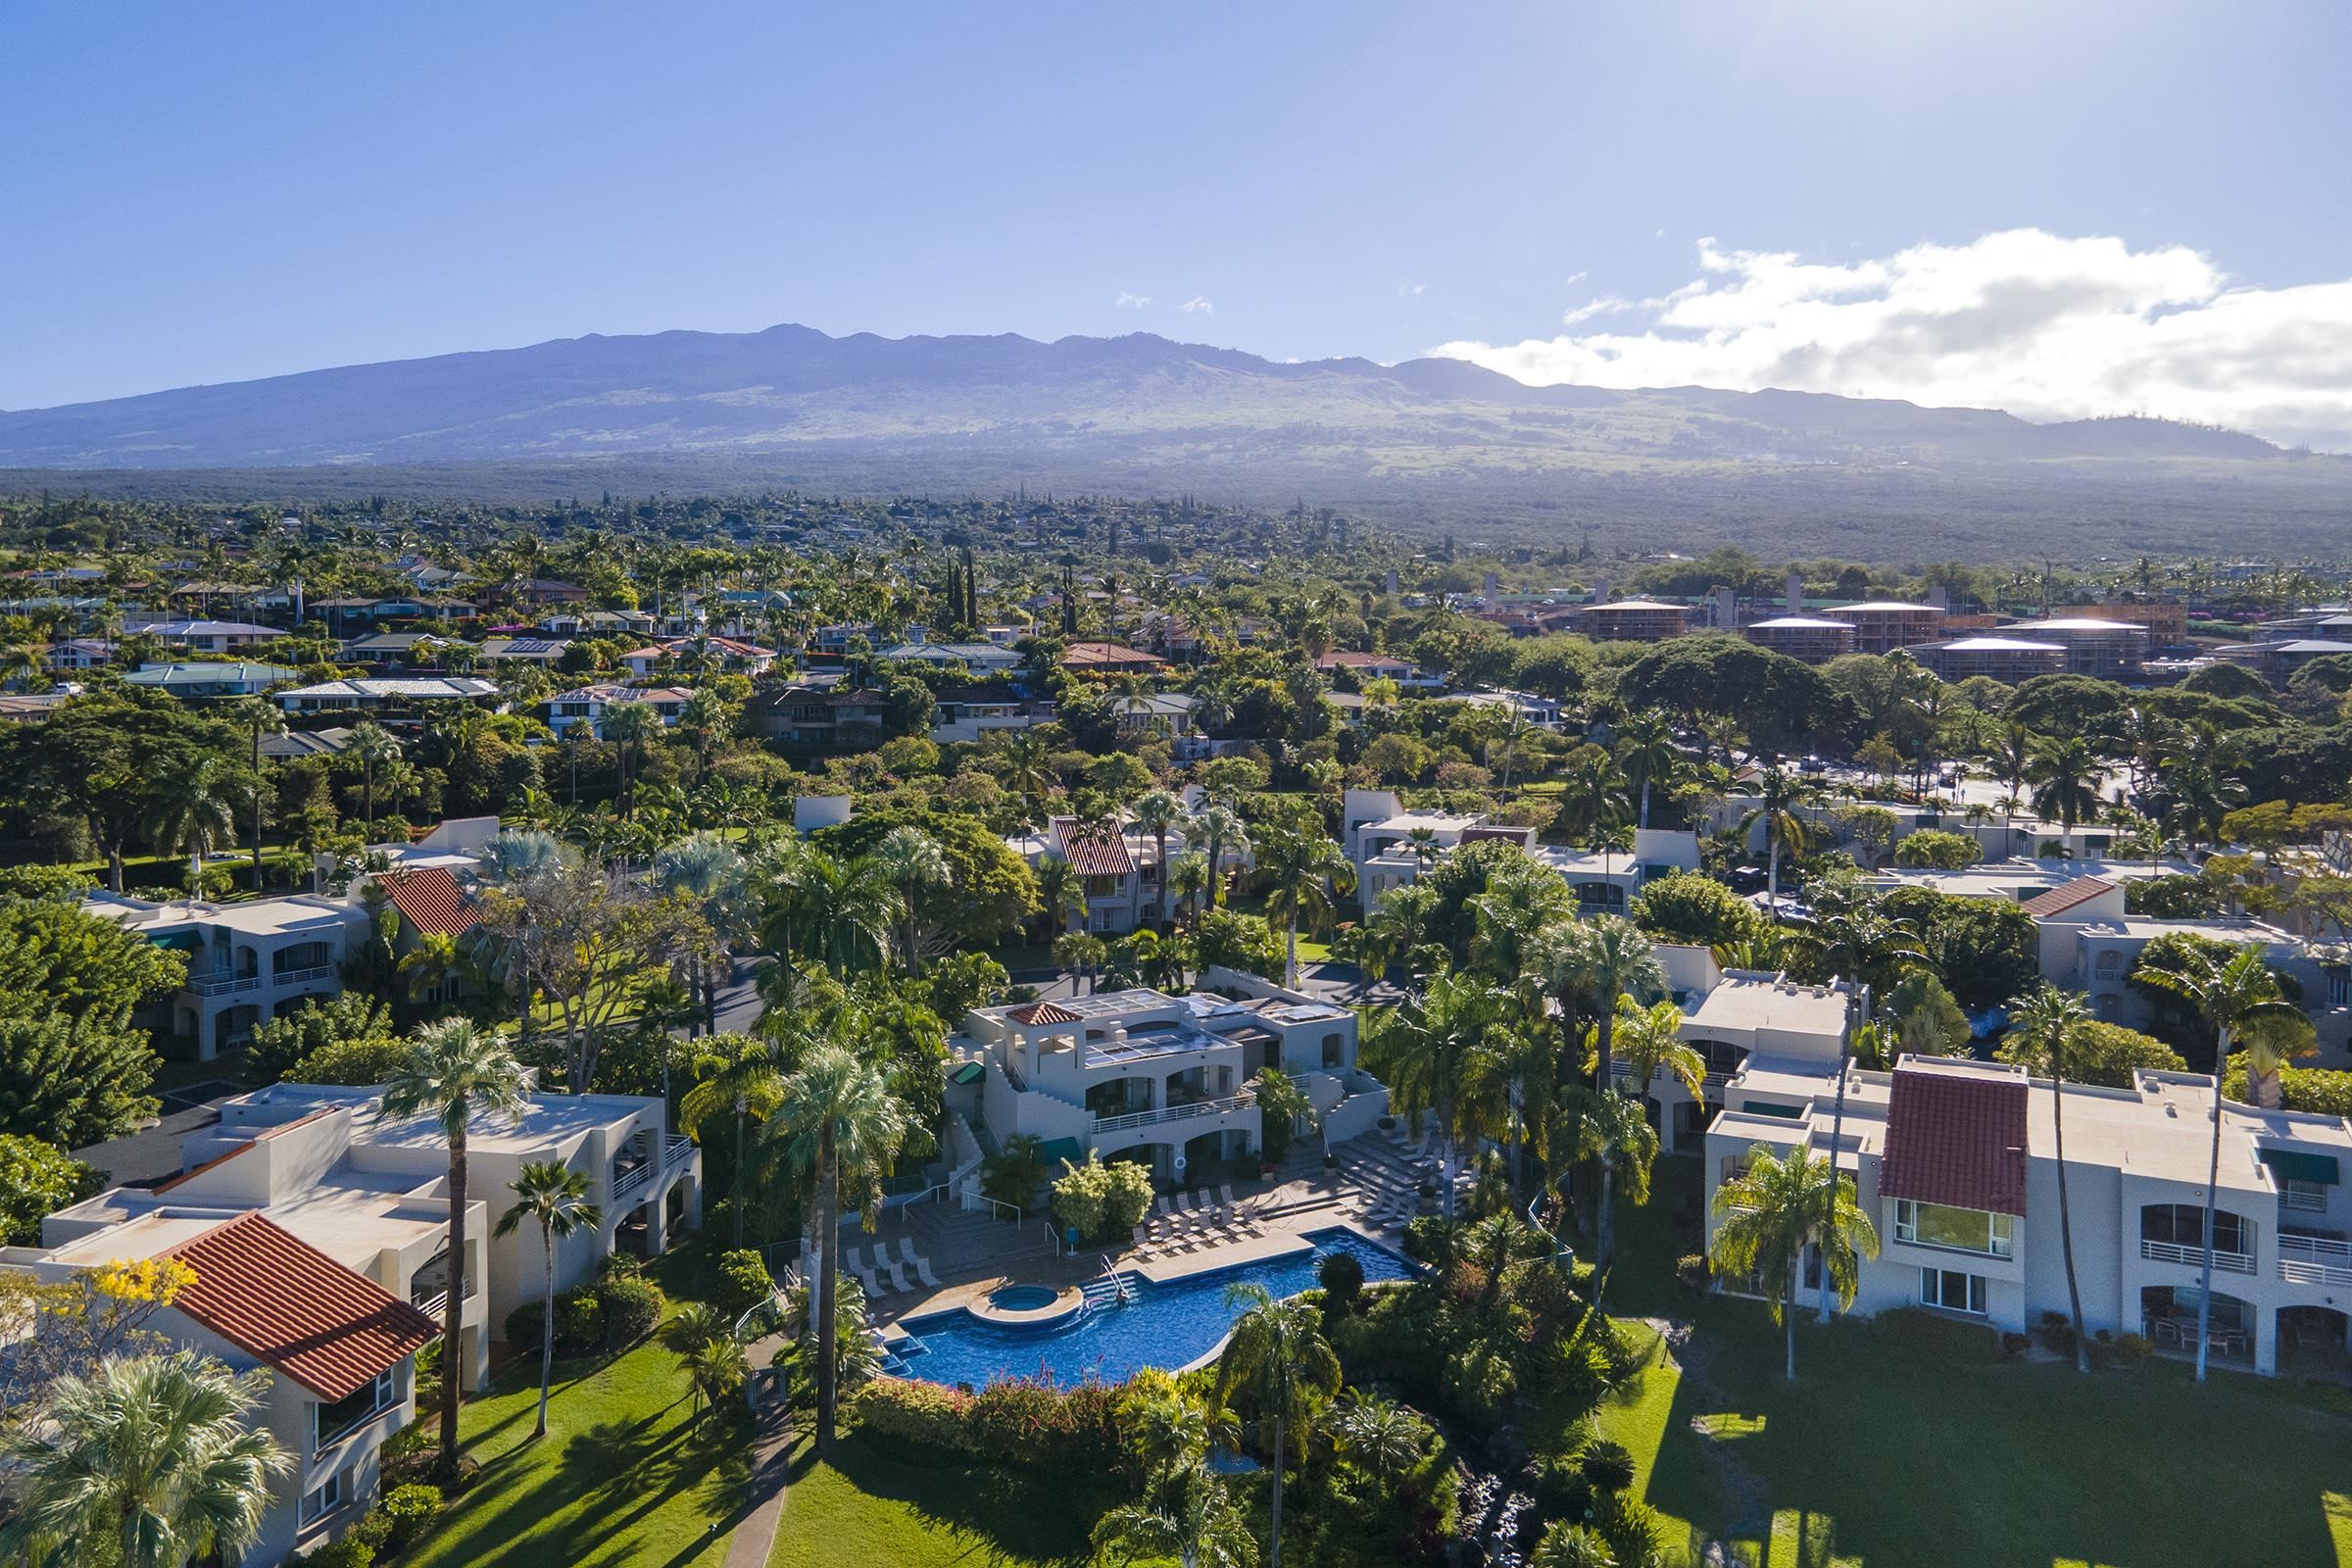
left=601, top=700, right=663, bottom=813
left=1603, top=994, right=1706, bottom=1108
left=1133, top=788, right=1185, bottom=929
left=1188, top=804, right=1250, bottom=909
left=1708, top=1144, right=1879, bottom=1381
left=225, top=695, right=286, bottom=890
left=1738, top=761, right=1819, bottom=915
left=1555, top=750, right=1633, bottom=871
left=1257, top=827, right=1357, bottom=987
left=0, top=1351, right=291, bottom=1568
left=1035, top=852, right=1089, bottom=943
left=1362, top=969, right=1504, bottom=1218
left=2028, top=732, right=2102, bottom=832
left=1530, top=1523, right=1618, bottom=1568
left=142, top=755, right=237, bottom=900
left=2006, top=985, right=2093, bottom=1373
left=1091, top=1460, right=1259, bottom=1568
left=348, top=720, right=401, bottom=828
left=377, top=1018, right=529, bottom=1478
left=680, top=1033, right=785, bottom=1246
left=1989, top=722, right=2034, bottom=826
left=1168, top=850, right=1211, bottom=931
left=656, top=832, right=751, bottom=1032
left=1615, top=707, right=1681, bottom=830
left=1212, top=1283, right=1340, bottom=1568
left=2131, top=944, right=2302, bottom=1382
left=762, top=1040, right=911, bottom=1450
left=398, top=929, right=477, bottom=1007
left=760, top=845, right=902, bottom=979
left=1533, top=916, right=1666, bottom=1270
left=869, top=825, right=951, bottom=976
left=1331, top=1394, right=1425, bottom=1492
left=494, top=1160, right=603, bottom=1438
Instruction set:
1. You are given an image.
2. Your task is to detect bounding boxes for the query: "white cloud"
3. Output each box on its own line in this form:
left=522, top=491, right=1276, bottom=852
left=1115, top=291, right=1151, bottom=309
left=1563, top=270, right=1588, bottom=288
left=1398, top=281, right=1427, bottom=299
left=1428, top=228, right=2352, bottom=450
left=1178, top=296, right=1214, bottom=315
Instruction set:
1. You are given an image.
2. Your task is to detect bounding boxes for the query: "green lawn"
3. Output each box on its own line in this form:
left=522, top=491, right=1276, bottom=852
left=409, top=1257, right=753, bottom=1568
left=767, top=1434, right=1103, bottom=1568
left=1594, top=1160, right=2352, bottom=1568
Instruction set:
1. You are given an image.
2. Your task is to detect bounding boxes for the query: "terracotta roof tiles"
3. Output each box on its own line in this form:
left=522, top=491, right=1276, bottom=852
left=2022, top=876, right=2116, bottom=918
left=1880, top=1065, right=2030, bottom=1217
left=379, top=865, right=480, bottom=936
left=165, top=1213, right=438, bottom=1398
left=1005, top=1001, right=1083, bottom=1027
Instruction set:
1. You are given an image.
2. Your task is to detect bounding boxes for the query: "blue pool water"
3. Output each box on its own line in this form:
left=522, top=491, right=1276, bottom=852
left=892, top=1228, right=1414, bottom=1390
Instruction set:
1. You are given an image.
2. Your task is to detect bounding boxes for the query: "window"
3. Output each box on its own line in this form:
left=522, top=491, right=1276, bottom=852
left=2328, top=966, right=2351, bottom=1007
left=1894, top=1200, right=2015, bottom=1258
left=314, top=1369, right=396, bottom=1450
left=1920, top=1266, right=1988, bottom=1315
left=2093, top=951, right=2123, bottom=980
left=2141, top=1203, right=2247, bottom=1255
left=300, top=1469, right=346, bottom=1527
left=2281, top=1179, right=2328, bottom=1213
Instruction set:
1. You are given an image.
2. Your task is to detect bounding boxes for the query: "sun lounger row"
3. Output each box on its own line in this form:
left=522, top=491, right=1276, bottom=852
left=1130, top=1188, right=1265, bottom=1256
left=840, top=1238, right=943, bottom=1298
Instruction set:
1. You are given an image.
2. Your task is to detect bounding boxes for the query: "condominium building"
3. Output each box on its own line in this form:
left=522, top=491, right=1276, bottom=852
left=7, top=1081, right=701, bottom=1562
left=1997, top=617, right=2150, bottom=678
left=1008, top=812, right=1234, bottom=935
left=1913, top=635, right=2069, bottom=684
left=1703, top=1054, right=2352, bottom=1378
left=543, top=684, right=694, bottom=739
left=1742, top=615, right=1857, bottom=664
left=1572, top=599, right=1693, bottom=643
left=945, top=974, right=1383, bottom=1185
left=85, top=891, right=368, bottom=1060
left=1822, top=600, right=1948, bottom=655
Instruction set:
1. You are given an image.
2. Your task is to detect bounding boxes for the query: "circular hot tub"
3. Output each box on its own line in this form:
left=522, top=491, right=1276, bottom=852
left=962, top=1281, right=1085, bottom=1329
left=989, top=1285, right=1059, bottom=1313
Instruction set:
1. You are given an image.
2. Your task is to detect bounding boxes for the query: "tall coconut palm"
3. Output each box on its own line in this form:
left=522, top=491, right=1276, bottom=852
left=1708, top=1144, right=1879, bottom=1381
left=1554, top=751, right=1633, bottom=874
left=1133, top=788, right=1185, bottom=930
left=601, top=701, right=662, bottom=814
left=1615, top=707, right=1681, bottom=830
left=2028, top=732, right=2103, bottom=832
left=347, top=720, right=401, bottom=828
left=224, top=696, right=286, bottom=890
left=1361, top=969, right=1504, bottom=1218
left=1532, top=916, right=1666, bottom=1270
left=761, top=1040, right=911, bottom=1450
left=494, top=1160, right=603, bottom=1438
left=377, top=1018, right=529, bottom=1477
left=656, top=832, right=751, bottom=1032
left=1091, top=1459, right=1259, bottom=1568
left=0, top=1351, right=290, bottom=1568
left=868, top=825, right=951, bottom=977
left=1187, top=804, right=1250, bottom=909
left=1737, top=761, right=1819, bottom=915
left=1212, top=1283, right=1340, bottom=1568
left=1257, top=827, right=1356, bottom=987
left=1035, top=852, right=1090, bottom=942
left=760, top=846, right=902, bottom=979
left=1168, top=851, right=1210, bottom=931
left=142, top=756, right=237, bottom=901
left=2006, top=984, right=2093, bottom=1373
left=1601, top=994, right=1706, bottom=1108
left=2132, top=944, right=2302, bottom=1382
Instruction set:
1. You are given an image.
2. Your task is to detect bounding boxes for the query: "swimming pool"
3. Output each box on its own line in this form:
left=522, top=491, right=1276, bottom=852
left=889, top=1227, right=1415, bottom=1390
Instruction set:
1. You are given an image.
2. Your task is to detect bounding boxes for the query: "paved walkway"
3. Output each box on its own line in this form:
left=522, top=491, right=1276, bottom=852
left=722, top=1397, right=796, bottom=1568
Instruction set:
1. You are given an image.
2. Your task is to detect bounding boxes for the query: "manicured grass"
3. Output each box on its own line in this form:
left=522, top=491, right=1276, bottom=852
left=1595, top=1160, right=2352, bottom=1568
left=767, top=1434, right=1103, bottom=1568
left=408, top=1257, right=752, bottom=1568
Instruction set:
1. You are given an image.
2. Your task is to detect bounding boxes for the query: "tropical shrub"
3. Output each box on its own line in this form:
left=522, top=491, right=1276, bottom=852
left=381, top=1484, right=442, bottom=1550
left=1892, top=829, right=1982, bottom=869
left=0, top=1133, right=102, bottom=1246
left=1318, top=1250, right=1366, bottom=1318
left=714, top=1249, right=774, bottom=1317
left=1589, top=1489, right=1666, bottom=1568
left=1441, top=1340, right=1518, bottom=1424
left=966, top=1374, right=1122, bottom=1474
left=1050, top=1152, right=1154, bottom=1243
left=2225, top=1062, right=2352, bottom=1116
left=851, top=1377, right=975, bottom=1452
left=597, top=1273, right=663, bottom=1348
left=1999, top=1019, right=2184, bottom=1088
left=504, top=1287, right=602, bottom=1357
left=1629, top=870, right=1766, bottom=949
left=2112, top=1332, right=2153, bottom=1367
left=1675, top=1253, right=1710, bottom=1292
left=1578, top=1438, right=1637, bottom=1494
left=1401, top=1214, right=1462, bottom=1269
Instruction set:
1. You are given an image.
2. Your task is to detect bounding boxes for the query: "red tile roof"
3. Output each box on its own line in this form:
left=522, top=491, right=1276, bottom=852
left=380, top=865, right=479, bottom=936
left=1880, top=1065, right=2030, bottom=1217
left=1005, top=1000, right=1083, bottom=1027
left=164, top=1213, right=438, bottom=1398
left=2022, top=876, right=2116, bottom=918
left=1056, top=820, right=1136, bottom=878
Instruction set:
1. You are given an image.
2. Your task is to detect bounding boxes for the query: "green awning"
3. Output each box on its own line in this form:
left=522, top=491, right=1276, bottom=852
left=149, top=931, right=205, bottom=953
left=950, top=1060, right=985, bottom=1085
left=1038, top=1138, right=1086, bottom=1168
left=1741, top=1101, right=1805, bottom=1120
left=2260, top=1149, right=2340, bottom=1186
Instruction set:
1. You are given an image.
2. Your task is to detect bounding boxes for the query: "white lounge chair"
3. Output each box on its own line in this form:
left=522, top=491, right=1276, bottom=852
left=1130, top=1224, right=1156, bottom=1257
left=843, top=1246, right=886, bottom=1297
left=1152, top=1196, right=1177, bottom=1234
left=886, top=1251, right=919, bottom=1294
left=897, top=1239, right=942, bottom=1288
left=1217, top=1183, right=1243, bottom=1215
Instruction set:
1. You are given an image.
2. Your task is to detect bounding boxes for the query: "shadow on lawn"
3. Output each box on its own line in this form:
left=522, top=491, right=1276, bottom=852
left=794, top=1434, right=1104, bottom=1566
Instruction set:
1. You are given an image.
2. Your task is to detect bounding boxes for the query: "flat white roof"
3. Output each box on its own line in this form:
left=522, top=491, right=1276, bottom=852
left=1685, top=973, right=1849, bottom=1039
left=1934, top=637, right=2068, bottom=653
left=1747, top=615, right=1852, bottom=630
left=2002, top=617, right=2147, bottom=632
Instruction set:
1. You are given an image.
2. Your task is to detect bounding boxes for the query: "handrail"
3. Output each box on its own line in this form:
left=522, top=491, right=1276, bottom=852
left=611, top=1162, right=654, bottom=1200
left=2140, top=1237, right=2253, bottom=1274
left=1091, top=1090, right=1254, bottom=1135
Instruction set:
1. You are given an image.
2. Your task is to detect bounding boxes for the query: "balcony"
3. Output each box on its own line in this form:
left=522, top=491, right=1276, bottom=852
left=1091, top=1090, right=1254, bottom=1137
left=611, top=1161, right=655, bottom=1201
left=272, top=963, right=337, bottom=987
left=664, top=1134, right=693, bottom=1165
left=2140, top=1238, right=2254, bottom=1275
left=184, top=970, right=263, bottom=997
left=2279, top=1234, right=2352, bottom=1289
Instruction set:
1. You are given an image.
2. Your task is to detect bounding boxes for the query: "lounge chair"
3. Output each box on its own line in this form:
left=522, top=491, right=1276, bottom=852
left=843, top=1246, right=886, bottom=1297
left=1174, top=1192, right=1202, bottom=1229
left=1131, top=1224, right=1155, bottom=1257
left=1217, top=1183, right=1243, bottom=1215
left=897, top=1239, right=942, bottom=1288
left=883, top=1251, right=917, bottom=1294
left=1152, top=1196, right=1177, bottom=1233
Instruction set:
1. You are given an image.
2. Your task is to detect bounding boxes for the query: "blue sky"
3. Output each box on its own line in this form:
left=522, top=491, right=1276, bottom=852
left=6, top=1, right=2349, bottom=442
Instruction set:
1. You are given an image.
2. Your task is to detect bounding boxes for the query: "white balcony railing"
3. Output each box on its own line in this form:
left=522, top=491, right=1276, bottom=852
left=663, top=1134, right=693, bottom=1165
left=184, top=971, right=262, bottom=997
left=611, top=1162, right=654, bottom=1201
left=1091, top=1091, right=1254, bottom=1136
left=2279, top=1234, right=2352, bottom=1288
left=2140, top=1238, right=2254, bottom=1275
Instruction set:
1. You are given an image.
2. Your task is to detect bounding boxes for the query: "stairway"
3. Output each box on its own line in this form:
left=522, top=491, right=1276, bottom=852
left=1082, top=1271, right=1146, bottom=1310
